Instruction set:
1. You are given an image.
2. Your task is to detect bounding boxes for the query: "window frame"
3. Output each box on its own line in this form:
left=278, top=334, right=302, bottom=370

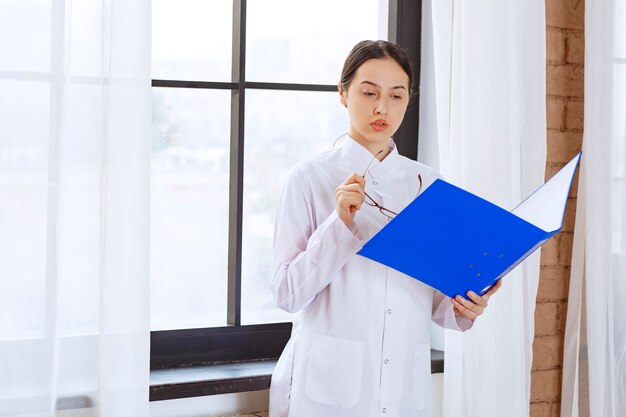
left=150, top=0, right=423, bottom=379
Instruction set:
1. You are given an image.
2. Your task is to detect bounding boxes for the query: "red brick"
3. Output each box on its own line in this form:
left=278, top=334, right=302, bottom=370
left=530, top=402, right=551, bottom=417
left=566, top=30, right=584, bottom=64
left=547, top=97, right=566, bottom=130
left=547, top=64, right=584, bottom=98
left=561, top=197, right=578, bottom=232
left=530, top=369, right=562, bottom=402
left=546, top=0, right=585, bottom=30
left=541, top=235, right=560, bottom=267
left=533, top=1, right=585, bottom=408
left=535, top=302, right=560, bottom=336
left=547, top=29, right=567, bottom=63
left=559, top=232, right=574, bottom=266
left=547, top=130, right=583, bottom=163
left=544, top=163, right=563, bottom=181
left=537, top=267, right=570, bottom=301
left=565, top=100, right=584, bottom=130
left=533, top=335, right=564, bottom=370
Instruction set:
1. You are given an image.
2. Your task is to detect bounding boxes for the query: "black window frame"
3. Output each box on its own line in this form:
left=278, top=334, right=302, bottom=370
left=150, top=0, right=422, bottom=380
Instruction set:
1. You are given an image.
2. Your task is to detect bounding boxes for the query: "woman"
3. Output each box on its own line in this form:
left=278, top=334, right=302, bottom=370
left=269, top=40, right=501, bottom=417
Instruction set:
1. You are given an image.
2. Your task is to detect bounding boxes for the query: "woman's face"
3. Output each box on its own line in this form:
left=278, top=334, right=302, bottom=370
left=339, top=57, right=410, bottom=151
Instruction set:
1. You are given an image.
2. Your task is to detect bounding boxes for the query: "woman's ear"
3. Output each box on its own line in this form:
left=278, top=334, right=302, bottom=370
left=338, top=83, right=347, bottom=107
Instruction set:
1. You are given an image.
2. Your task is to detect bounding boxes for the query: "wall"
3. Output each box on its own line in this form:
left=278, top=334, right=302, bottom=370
left=530, top=0, right=585, bottom=415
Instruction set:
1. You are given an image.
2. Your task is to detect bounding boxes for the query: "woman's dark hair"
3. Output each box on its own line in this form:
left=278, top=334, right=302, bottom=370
left=339, top=40, right=414, bottom=95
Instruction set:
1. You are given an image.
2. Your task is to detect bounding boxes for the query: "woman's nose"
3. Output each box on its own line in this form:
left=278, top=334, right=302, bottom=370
left=375, top=100, right=388, bottom=116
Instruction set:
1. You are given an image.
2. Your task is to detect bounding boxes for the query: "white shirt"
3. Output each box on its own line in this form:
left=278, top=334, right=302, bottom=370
left=269, top=137, right=473, bottom=417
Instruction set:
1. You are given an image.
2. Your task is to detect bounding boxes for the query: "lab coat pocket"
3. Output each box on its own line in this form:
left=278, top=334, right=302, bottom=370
left=304, top=334, right=364, bottom=408
left=412, top=343, right=432, bottom=411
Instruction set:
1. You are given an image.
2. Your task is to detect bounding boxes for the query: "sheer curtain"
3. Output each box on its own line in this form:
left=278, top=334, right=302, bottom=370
left=0, top=1, right=151, bottom=416
left=560, top=0, right=626, bottom=415
left=419, top=1, right=546, bottom=416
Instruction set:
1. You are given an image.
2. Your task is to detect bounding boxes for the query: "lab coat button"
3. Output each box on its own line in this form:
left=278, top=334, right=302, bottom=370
left=384, top=359, right=389, bottom=364
left=382, top=408, right=387, bottom=413
left=387, top=308, right=392, bottom=314
left=373, top=180, right=378, bottom=185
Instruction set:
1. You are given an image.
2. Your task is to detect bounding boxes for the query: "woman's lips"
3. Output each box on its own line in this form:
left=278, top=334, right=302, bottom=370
left=372, top=119, right=388, bottom=132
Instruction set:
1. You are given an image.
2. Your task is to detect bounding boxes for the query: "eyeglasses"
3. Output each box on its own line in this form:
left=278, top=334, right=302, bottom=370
left=362, top=150, right=423, bottom=220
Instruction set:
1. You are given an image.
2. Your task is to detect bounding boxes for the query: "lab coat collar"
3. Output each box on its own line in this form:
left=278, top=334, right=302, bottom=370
left=341, top=135, right=400, bottom=177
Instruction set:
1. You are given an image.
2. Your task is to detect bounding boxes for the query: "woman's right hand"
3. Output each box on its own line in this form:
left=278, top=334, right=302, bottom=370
left=335, top=173, right=365, bottom=226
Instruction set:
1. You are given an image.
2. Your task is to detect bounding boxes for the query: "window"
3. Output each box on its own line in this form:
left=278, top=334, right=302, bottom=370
left=150, top=0, right=423, bottom=374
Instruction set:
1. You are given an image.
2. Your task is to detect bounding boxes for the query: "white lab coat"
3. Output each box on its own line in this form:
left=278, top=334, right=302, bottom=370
left=269, top=137, right=473, bottom=417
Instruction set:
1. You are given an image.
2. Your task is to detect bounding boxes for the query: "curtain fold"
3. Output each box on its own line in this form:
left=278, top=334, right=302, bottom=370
left=0, top=1, right=151, bottom=416
left=419, top=1, right=547, bottom=415
left=561, top=0, right=625, bottom=415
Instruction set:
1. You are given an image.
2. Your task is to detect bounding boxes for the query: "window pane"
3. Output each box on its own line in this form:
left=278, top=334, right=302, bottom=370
left=241, top=90, right=348, bottom=325
left=152, top=0, right=232, bottom=82
left=246, top=0, right=388, bottom=84
left=0, top=80, right=49, bottom=339
left=150, top=87, right=230, bottom=330
left=0, top=0, right=51, bottom=72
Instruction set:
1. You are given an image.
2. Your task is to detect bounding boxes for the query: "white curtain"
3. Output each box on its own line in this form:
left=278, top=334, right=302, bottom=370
left=560, top=0, right=626, bottom=415
left=0, top=1, right=151, bottom=416
left=419, top=1, right=546, bottom=416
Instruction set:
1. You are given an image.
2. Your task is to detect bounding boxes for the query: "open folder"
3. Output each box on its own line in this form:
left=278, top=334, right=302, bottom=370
left=357, top=152, right=582, bottom=299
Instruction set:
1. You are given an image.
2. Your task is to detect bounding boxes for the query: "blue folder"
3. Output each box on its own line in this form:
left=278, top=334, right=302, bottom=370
left=357, top=152, right=582, bottom=299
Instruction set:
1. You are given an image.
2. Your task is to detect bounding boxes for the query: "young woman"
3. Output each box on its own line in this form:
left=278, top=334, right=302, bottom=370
left=269, top=40, right=501, bottom=417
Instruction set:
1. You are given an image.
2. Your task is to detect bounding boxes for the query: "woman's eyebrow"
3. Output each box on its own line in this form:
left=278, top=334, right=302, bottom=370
left=360, top=80, right=407, bottom=90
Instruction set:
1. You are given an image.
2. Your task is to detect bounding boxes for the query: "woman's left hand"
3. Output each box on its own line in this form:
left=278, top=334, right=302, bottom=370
left=451, top=279, right=503, bottom=320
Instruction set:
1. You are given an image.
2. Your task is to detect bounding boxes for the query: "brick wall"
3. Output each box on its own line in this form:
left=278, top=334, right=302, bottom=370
left=530, top=1, right=585, bottom=416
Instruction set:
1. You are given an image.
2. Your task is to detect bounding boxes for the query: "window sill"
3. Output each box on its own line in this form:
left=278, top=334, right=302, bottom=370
left=150, top=360, right=276, bottom=401
left=149, top=350, right=444, bottom=402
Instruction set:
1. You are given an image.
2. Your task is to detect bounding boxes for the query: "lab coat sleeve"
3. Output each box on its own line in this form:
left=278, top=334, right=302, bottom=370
left=431, top=291, right=474, bottom=331
left=270, top=168, right=365, bottom=313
